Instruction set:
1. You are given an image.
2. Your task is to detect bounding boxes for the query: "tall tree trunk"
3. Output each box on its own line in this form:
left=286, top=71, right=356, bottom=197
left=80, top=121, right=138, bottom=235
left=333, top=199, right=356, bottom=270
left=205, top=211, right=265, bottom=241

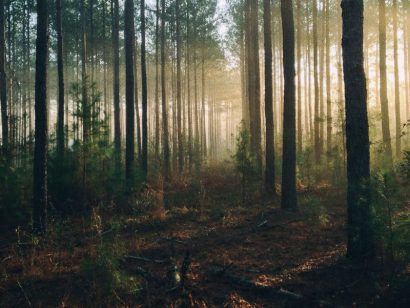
left=313, top=0, right=321, bottom=163
left=325, top=0, right=332, bottom=158
left=264, top=0, right=275, bottom=194
left=341, top=0, right=374, bottom=262
left=33, top=0, right=49, bottom=234
left=141, top=0, right=148, bottom=179
left=186, top=1, right=193, bottom=170
left=201, top=45, right=207, bottom=158
left=81, top=0, right=88, bottom=144
left=56, top=0, right=64, bottom=161
left=161, top=0, right=170, bottom=179
left=296, top=0, right=302, bottom=154
left=379, top=0, right=393, bottom=167
left=248, top=0, right=262, bottom=169
left=281, top=0, right=297, bottom=210
left=125, top=0, right=135, bottom=184
left=155, top=0, right=160, bottom=161
left=393, top=0, right=401, bottom=158
left=0, top=0, right=8, bottom=156
left=112, top=0, right=121, bottom=171
left=176, top=0, right=183, bottom=173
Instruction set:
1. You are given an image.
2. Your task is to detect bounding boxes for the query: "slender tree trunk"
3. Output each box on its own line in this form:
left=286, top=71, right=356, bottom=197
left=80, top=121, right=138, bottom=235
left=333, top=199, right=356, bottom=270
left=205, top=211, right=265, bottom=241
left=186, top=2, right=193, bottom=170
left=393, top=0, right=401, bottom=158
left=112, top=0, right=121, bottom=171
left=264, top=0, right=275, bottom=194
left=141, top=0, right=148, bottom=179
left=161, top=0, right=170, bottom=179
left=0, top=0, right=8, bottom=156
left=176, top=0, right=183, bottom=173
left=341, top=0, right=374, bottom=262
left=248, top=0, right=262, bottom=169
left=313, top=0, right=321, bottom=163
left=125, top=0, right=135, bottom=184
left=296, top=0, right=302, bottom=154
left=56, top=0, right=64, bottom=161
left=325, top=0, right=332, bottom=158
left=379, top=0, right=393, bottom=167
left=155, top=0, right=160, bottom=161
left=33, top=0, right=49, bottom=234
left=281, top=0, right=297, bottom=210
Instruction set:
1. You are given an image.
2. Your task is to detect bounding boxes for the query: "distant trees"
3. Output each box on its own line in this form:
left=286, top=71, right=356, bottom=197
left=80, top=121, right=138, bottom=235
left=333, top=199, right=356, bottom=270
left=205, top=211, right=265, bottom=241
left=342, top=0, right=374, bottom=261
left=378, top=0, right=393, bottom=168
left=33, top=0, right=49, bottom=233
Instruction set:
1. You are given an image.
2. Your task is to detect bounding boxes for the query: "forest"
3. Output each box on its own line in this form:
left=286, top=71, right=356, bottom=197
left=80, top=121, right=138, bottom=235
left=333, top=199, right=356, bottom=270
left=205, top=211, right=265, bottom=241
left=0, top=0, right=409, bottom=306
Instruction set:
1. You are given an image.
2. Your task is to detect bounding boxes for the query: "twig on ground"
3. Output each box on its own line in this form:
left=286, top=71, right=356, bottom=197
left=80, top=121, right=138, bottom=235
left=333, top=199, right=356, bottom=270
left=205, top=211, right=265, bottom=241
left=125, top=255, right=169, bottom=264
left=17, top=279, right=32, bottom=308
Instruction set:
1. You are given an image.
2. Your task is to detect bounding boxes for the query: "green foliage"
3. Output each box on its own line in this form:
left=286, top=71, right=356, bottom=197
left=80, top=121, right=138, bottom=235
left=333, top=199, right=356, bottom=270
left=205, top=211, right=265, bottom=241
left=233, top=121, right=258, bottom=204
left=81, top=216, right=138, bottom=296
left=0, top=157, right=31, bottom=228
left=48, top=78, right=123, bottom=215
left=303, top=196, right=330, bottom=228
left=397, top=150, right=410, bottom=181
left=371, top=172, right=410, bottom=264
left=297, top=147, right=315, bottom=188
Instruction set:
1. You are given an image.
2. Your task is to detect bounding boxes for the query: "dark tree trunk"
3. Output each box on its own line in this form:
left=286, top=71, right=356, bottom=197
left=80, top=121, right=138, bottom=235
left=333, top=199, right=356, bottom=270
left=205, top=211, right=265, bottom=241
left=56, top=0, right=64, bottom=161
left=247, top=0, right=262, bottom=169
left=341, top=0, right=375, bottom=261
left=112, top=0, right=121, bottom=170
left=141, top=0, right=148, bottom=180
left=155, top=0, right=160, bottom=161
left=161, top=0, right=170, bottom=179
left=296, top=0, right=302, bottom=154
left=280, top=0, right=297, bottom=210
left=33, top=0, right=49, bottom=234
left=325, top=0, right=332, bottom=158
left=313, top=0, right=321, bottom=163
left=176, top=0, right=183, bottom=173
left=393, top=0, right=401, bottom=158
left=125, top=0, right=135, bottom=184
left=81, top=0, right=88, bottom=144
left=0, top=0, right=8, bottom=156
left=264, top=0, right=275, bottom=194
left=378, top=0, right=393, bottom=167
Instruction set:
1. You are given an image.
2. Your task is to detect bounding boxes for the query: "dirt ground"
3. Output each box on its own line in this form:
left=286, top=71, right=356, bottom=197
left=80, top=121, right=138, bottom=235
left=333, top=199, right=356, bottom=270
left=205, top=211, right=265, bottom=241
left=1, top=187, right=409, bottom=307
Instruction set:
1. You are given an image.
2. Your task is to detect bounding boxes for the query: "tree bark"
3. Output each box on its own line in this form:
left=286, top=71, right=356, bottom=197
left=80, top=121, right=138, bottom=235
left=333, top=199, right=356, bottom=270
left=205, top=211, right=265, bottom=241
left=112, top=0, right=121, bottom=171
left=281, top=0, right=297, bottom=210
left=264, top=0, right=275, bottom=194
left=161, top=0, right=170, bottom=179
left=33, top=0, right=49, bottom=234
left=0, top=0, right=8, bottom=156
left=56, top=0, right=64, bottom=161
left=125, top=0, right=135, bottom=184
left=141, top=0, right=148, bottom=180
left=378, top=0, right=393, bottom=167
left=393, top=0, right=401, bottom=158
left=341, top=0, right=375, bottom=261
left=313, top=0, right=321, bottom=163
left=176, top=0, right=183, bottom=173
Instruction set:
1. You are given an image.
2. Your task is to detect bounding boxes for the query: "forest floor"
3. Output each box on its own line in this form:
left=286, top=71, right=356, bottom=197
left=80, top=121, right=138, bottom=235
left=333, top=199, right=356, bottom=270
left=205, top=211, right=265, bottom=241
left=1, top=175, right=409, bottom=307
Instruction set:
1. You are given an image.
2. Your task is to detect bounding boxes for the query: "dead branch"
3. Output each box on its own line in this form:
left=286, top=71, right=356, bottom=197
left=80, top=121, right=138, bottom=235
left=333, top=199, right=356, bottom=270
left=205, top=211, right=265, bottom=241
left=208, top=266, right=331, bottom=307
left=125, top=255, right=169, bottom=264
